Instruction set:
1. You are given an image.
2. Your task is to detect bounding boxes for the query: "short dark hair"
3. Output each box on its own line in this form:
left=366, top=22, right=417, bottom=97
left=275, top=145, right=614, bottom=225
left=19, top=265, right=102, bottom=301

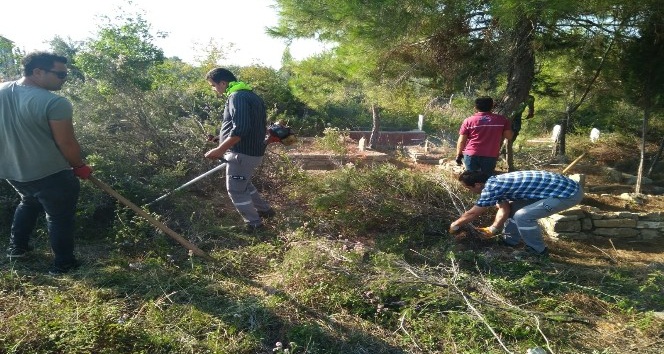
left=206, top=68, right=237, bottom=83
left=475, top=96, right=494, bottom=112
left=458, top=170, right=490, bottom=186
left=22, top=52, right=68, bottom=76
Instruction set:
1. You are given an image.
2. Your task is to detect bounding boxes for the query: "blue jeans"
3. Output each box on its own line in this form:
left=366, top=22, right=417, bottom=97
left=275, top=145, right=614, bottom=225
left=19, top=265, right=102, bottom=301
left=6, top=170, right=80, bottom=266
left=502, top=188, right=584, bottom=253
left=463, top=155, right=498, bottom=176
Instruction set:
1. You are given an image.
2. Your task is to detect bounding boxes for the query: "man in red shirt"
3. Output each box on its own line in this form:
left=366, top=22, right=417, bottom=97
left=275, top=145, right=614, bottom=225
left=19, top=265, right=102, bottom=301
left=455, top=97, right=513, bottom=175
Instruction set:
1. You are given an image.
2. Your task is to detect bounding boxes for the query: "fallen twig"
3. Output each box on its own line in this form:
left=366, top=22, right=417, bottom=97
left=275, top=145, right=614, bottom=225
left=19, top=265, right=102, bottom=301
left=592, top=245, right=618, bottom=263
left=534, top=315, right=555, bottom=354
left=394, top=309, right=422, bottom=351
left=450, top=259, right=514, bottom=354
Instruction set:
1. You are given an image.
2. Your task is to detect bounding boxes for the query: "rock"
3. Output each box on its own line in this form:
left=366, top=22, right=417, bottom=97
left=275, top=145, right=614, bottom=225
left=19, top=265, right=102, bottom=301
left=604, top=167, right=623, bottom=182
left=624, top=175, right=653, bottom=185
left=620, top=192, right=646, bottom=204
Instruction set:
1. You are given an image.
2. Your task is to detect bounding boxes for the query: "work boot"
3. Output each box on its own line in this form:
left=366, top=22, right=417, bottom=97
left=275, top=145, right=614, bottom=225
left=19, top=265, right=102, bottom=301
left=48, top=259, right=82, bottom=276
left=244, top=223, right=265, bottom=234
left=6, top=245, right=34, bottom=259
left=258, top=209, right=276, bottom=219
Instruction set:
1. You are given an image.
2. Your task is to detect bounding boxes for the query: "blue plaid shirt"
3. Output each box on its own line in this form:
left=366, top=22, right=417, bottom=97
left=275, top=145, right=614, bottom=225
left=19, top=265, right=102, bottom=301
left=476, top=170, right=580, bottom=207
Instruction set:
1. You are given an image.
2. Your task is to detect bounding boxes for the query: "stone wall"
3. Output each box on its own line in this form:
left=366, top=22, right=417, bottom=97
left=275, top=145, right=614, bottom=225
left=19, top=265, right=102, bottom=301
left=348, top=131, right=426, bottom=146
left=541, top=206, right=664, bottom=241
left=287, top=152, right=390, bottom=170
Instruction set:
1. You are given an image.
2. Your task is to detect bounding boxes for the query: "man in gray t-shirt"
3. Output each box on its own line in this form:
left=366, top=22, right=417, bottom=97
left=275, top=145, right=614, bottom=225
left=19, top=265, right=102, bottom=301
left=0, top=52, right=92, bottom=275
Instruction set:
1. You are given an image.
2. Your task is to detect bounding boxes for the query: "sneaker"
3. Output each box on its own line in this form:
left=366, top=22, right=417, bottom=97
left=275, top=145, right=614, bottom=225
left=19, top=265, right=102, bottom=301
left=6, top=246, right=34, bottom=259
left=258, top=209, right=276, bottom=218
left=48, top=260, right=82, bottom=276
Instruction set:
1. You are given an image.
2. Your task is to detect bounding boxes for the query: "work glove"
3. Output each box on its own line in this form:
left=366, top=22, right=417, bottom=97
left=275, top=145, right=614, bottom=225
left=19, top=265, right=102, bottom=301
left=476, top=226, right=501, bottom=239
left=73, top=164, right=93, bottom=179
left=455, top=154, right=463, bottom=166
left=449, top=224, right=460, bottom=234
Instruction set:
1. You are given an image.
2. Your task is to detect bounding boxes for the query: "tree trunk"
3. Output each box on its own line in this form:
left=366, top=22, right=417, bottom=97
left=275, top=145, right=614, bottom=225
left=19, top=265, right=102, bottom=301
left=553, top=34, right=617, bottom=158
left=554, top=107, right=571, bottom=157
left=497, top=16, right=536, bottom=171
left=506, top=138, right=515, bottom=171
left=646, top=136, right=664, bottom=177
left=368, top=103, right=381, bottom=149
left=636, top=106, right=650, bottom=194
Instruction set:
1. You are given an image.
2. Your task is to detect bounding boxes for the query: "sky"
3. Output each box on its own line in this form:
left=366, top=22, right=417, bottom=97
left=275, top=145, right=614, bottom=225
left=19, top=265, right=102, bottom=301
left=0, top=0, right=328, bottom=69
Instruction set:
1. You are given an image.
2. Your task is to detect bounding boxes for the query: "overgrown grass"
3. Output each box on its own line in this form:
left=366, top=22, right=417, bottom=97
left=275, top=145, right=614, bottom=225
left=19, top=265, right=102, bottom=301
left=1, top=159, right=663, bottom=353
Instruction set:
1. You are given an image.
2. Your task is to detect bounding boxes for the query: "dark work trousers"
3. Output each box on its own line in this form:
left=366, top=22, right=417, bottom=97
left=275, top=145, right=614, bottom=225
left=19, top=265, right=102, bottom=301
left=7, top=169, right=80, bottom=267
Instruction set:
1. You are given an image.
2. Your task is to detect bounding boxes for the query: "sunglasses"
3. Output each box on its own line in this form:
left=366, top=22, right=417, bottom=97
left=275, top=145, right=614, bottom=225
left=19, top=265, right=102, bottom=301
left=42, top=69, right=68, bottom=79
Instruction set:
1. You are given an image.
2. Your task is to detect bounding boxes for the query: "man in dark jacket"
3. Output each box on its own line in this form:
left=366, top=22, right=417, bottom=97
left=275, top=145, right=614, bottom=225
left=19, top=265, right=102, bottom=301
left=204, top=68, right=274, bottom=232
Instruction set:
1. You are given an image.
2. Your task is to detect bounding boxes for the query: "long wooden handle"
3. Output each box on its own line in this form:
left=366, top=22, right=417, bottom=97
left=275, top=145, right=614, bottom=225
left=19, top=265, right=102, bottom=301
left=562, top=152, right=587, bottom=174
left=88, top=176, right=214, bottom=261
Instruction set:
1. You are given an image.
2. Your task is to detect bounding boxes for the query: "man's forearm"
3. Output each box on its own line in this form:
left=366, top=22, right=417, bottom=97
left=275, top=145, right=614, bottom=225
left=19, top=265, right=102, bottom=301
left=218, top=135, right=241, bottom=151
left=492, top=202, right=511, bottom=229
left=451, top=205, right=486, bottom=228
left=49, top=119, right=84, bottom=166
left=58, top=140, right=85, bottom=167
left=456, top=135, right=467, bottom=156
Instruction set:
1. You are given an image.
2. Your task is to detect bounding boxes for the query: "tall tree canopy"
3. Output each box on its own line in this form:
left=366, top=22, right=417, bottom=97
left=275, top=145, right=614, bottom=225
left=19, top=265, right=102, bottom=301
left=272, top=0, right=644, bottom=156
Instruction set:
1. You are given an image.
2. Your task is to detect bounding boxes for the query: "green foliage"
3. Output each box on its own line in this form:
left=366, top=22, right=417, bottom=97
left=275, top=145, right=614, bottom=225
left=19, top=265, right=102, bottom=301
left=290, top=163, right=456, bottom=238
left=237, top=65, right=304, bottom=122
left=3, top=161, right=664, bottom=353
left=0, top=36, right=22, bottom=81
left=313, top=127, right=349, bottom=156
left=75, top=11, right=165, bottom=93
left=620, top=5, right=664, bottom=110
left=638, top=270, right=664, bottom=308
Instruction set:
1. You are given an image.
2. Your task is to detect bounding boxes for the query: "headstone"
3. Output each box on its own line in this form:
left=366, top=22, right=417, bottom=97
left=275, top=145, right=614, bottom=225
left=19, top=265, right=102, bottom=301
left=418, top=114, right=424, bottom=131
left=526, top=348, right=547, bottom=354
left=590, top=128, right=600, bottom=143
left=551, top=124, right=561, bottom=142
left=358, top=136, right=366, bottom=151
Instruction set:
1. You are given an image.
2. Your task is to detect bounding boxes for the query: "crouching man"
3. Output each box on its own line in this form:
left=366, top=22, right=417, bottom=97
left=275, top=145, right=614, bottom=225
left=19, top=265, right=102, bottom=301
left=450, top=170, right=583, bottom=257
